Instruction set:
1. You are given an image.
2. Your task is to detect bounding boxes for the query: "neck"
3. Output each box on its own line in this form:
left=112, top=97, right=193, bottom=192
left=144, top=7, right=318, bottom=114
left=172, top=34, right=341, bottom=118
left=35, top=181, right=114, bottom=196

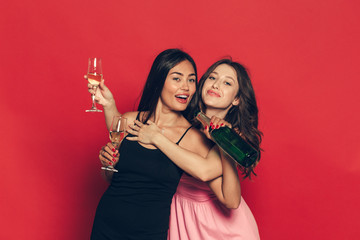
left=151, top=101, right=184, bottom=127
left=204, top=107, right=228, bottom=119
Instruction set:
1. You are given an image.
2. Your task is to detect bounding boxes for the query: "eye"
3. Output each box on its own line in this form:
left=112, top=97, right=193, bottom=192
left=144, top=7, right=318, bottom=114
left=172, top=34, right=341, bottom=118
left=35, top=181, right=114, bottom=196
left=224, top=81, right=232, bottom=86
left=189, top=78, right=196, bottom=83
left=173, top=77, right=181, bottom=81
left=209, top=76, right=216, bottom=80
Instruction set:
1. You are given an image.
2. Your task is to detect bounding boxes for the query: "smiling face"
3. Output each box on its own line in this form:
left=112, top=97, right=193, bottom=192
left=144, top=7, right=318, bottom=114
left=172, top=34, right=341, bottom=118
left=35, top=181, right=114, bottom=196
left=201, top=64, right=240, bottom=113
left=160, top=60, right=197, bottom=112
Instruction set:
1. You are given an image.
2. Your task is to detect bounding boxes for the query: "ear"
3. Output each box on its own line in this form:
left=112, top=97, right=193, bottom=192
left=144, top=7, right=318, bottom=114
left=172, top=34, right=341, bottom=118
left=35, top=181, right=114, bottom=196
left=232, top=97, right=240, bottom=106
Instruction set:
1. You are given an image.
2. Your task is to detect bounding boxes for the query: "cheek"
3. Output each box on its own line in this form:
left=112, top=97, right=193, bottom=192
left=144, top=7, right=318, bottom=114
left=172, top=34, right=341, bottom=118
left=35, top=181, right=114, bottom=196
left=160, top=85, right=173, bottom=100
left=201, top=90, right=207, bottom=102
left=226, top=85, right=239, bottom=98
left=203, top=80, right=211, bottom=89
left=201, top=82, right=210, bottom=95
left=190, top=84, right=196, bottom=95
left=162, top=83, right=178, bottom=96
left=224, top=90, right=239, bottom=105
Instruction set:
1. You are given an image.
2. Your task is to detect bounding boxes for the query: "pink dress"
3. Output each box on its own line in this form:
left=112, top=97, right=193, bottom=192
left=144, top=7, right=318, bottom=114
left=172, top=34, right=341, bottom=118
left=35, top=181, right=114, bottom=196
left=168, top=173, right=260, bottom=240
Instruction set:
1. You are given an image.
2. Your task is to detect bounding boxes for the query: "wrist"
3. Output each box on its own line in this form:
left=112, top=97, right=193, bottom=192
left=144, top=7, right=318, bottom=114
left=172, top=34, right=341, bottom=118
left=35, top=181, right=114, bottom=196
left=102, top=99, right=116, bottom=110
left=152, top=131, right=165, bottom=147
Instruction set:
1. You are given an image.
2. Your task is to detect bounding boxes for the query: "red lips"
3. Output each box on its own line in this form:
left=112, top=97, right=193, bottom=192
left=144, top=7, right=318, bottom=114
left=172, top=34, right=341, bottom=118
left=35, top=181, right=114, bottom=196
left=207, top=89, right=221, bottom=97
left=175, top=94, right=190, bottom=104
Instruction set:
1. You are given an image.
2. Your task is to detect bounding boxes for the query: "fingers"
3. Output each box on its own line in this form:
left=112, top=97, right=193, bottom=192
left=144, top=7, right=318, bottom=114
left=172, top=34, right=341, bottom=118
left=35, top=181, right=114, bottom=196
left=209, top=116, right=231, bottom=129
left=223, top=121, right=232, bottom=128
left=99, top=153, right=114, bottom=167
left=99, top=79, right=106, bottom=90
left=128, top=120, right=146, bottom=134
left=134, top=120, right=144, bottom=127
left=126, top=128, right=138, bottom=136
left=129, top=123, right=141, bottom=131
left=127, top=123, right=140, bottom=137
left=146, top=120, right=154, bottom=125
left=209, top=116, right=221, bottom=129
left=99, top=144, right=119, bottom=167
left=87, top=82, right=96, bottom=95
left=106, top=142, right=119, bottom=153
left=126, top=136, right=138, bottom=141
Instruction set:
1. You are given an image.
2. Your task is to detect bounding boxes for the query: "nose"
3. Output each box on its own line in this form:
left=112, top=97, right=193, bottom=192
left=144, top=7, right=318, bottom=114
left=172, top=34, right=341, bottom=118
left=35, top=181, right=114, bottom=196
left=212, top=79, right=220, bottom=89
left=181, top=80, right=189, bottom=91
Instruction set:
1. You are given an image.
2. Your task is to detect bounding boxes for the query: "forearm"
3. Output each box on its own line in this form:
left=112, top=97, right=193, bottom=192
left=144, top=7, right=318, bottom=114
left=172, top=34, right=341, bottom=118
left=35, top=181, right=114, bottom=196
left=152, top=133, right=222, bottom=181
left=103, top=99, right=121, bottom=130
left=221, top=150, right=241, bottom=207
left=208, top=149, right=241, bottom=209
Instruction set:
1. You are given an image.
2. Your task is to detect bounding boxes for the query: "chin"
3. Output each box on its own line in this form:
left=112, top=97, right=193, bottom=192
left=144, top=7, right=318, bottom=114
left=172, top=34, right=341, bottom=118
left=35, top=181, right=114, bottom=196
left=203, top=99, right=218, bottom=108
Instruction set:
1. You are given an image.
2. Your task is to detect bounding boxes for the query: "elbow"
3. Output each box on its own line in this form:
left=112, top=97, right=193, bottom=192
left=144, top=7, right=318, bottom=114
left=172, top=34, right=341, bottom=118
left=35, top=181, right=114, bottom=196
left=229, top=201, right=240, bottom=209
left=224, top=202, right=240, bottom=209
left=196, top=169, right=221, bottom=182
left=197, top=172, right=217, bottom=182
left=198, top=175, right=213, bottom=182
left=192, top=170, right=212, bottom=182
left=223, top=197, right=241, bottom=209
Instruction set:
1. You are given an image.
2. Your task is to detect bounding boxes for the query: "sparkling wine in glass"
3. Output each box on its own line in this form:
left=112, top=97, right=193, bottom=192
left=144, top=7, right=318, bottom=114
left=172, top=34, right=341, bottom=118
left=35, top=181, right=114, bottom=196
left=102, top=116, right=127, bottom=172
left=86, top=57, right=103, bottom=112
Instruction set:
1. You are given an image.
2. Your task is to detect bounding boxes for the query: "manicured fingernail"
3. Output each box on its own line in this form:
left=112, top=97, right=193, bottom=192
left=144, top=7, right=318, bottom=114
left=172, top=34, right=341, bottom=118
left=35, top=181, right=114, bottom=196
left=221, top=123, right=224, bottom=126
left=205, top=125, right=208, bottom=130
left=109, top=162, right=113, bottom=165
left=112, top=158, right=116, bottom=162
left=113, top=154, right=117, bottom=157
left=112, top=148, right=116, bottom=152
left=216, top=125, right=219, bottom=129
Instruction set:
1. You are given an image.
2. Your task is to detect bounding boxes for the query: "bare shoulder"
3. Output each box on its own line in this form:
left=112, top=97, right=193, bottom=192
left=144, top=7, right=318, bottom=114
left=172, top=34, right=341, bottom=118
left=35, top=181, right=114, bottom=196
left=122, top=111, right=139, bottom=125
left=180, top=127, right=213, bottom=158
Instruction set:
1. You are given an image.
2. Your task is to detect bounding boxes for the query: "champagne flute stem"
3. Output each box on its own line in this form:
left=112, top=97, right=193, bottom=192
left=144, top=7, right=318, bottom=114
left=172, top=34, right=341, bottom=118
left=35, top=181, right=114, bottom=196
left=90, top=85, right=98, bottom=109
left=91, top=94, right=96, bottom=108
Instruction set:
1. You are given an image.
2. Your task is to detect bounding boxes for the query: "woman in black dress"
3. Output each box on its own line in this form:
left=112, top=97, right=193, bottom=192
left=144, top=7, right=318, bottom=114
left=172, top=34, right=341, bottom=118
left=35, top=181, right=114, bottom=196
left=90, top=49, right=213, bottom=240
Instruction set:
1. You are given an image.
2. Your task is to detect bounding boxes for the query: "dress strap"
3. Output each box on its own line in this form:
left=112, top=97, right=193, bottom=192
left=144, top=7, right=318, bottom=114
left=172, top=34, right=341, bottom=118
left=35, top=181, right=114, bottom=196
left=176, top=126, right=192, bottom=145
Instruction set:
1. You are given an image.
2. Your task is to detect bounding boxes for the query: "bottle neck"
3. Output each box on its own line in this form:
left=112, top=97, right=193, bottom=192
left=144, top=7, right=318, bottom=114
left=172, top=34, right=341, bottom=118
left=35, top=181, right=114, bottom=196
left=196, top=111, right=211, bottom=127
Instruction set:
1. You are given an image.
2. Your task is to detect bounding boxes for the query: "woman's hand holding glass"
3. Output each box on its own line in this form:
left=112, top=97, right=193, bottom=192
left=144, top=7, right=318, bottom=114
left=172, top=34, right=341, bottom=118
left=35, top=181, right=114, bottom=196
left=99, top=142, right=119, bottom=169
left=85, top=58, right=103, bottom=112
left=101, top=116, right=127, bottom=172
left=86, top=79, right=115, bottom=108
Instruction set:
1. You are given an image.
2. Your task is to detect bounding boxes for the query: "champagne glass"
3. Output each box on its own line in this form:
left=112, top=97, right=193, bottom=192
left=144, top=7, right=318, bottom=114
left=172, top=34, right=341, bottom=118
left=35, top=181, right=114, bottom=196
left=102, top=116, right=127, bottom=172
left=86, top=57, right=103, bottom=112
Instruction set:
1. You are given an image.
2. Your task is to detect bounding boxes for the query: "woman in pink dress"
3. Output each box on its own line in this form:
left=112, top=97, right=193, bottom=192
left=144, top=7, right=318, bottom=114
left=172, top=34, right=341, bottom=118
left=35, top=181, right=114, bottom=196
left=94, top=57, right=262, bottom=239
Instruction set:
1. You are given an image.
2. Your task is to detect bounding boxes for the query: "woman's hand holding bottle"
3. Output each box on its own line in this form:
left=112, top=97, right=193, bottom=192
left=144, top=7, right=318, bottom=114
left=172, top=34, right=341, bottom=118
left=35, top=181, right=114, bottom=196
left=202, top=116, right=232, bottom=140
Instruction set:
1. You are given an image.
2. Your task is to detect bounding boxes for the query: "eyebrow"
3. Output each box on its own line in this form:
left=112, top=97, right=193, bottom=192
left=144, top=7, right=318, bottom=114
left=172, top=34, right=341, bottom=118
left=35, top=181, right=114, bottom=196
left=211, top=71, right=235, bottom=81
left=170, top=72, right=196, bottom=77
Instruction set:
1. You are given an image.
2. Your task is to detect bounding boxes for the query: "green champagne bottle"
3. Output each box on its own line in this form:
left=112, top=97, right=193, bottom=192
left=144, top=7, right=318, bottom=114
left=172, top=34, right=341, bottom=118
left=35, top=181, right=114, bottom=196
left=196, top=112, right=258, bottom=168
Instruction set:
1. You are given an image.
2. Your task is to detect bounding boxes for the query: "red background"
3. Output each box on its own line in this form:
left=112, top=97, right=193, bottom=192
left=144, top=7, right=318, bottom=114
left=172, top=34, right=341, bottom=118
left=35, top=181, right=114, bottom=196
left=1, top=0, right=359, bottom=239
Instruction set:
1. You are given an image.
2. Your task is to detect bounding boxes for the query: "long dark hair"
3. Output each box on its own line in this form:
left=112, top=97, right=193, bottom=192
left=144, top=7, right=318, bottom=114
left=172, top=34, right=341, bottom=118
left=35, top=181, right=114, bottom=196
left=137, top=49, right=197, bottom=123
left=190, top=58, right=263, bottom=178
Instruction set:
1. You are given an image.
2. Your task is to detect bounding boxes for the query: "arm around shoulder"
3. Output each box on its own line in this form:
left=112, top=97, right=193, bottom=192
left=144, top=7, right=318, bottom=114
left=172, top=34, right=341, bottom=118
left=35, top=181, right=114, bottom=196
left=173, top=129, right=223, bottom=182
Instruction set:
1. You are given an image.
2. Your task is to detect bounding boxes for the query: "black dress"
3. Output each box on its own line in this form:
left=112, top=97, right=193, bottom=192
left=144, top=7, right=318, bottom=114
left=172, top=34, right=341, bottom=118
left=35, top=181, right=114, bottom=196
left=91, top=125, right=192, bottom=240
